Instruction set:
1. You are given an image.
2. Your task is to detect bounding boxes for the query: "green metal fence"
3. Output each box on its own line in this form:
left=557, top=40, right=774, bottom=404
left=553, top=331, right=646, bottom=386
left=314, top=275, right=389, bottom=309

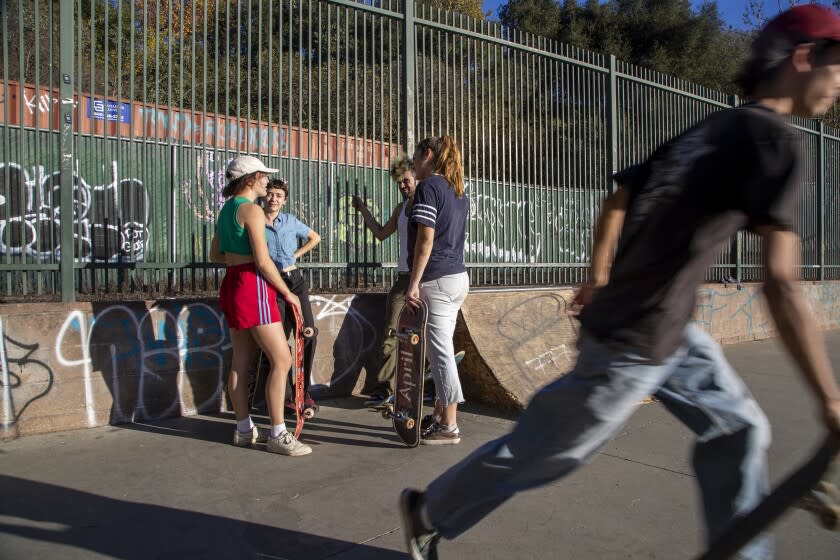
left=1, top=0, right=838, bottom=302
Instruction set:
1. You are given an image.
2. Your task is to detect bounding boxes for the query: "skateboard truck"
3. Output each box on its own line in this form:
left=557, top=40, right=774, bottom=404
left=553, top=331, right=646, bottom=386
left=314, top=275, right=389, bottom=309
left=798, top=479, right=840, bottom=530
left=388, top=328, right=420, bottom=345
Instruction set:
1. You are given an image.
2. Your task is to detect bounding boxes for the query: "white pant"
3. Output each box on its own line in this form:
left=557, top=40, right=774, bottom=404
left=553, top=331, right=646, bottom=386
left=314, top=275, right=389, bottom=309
left=420, top=272, right=470, bottom=406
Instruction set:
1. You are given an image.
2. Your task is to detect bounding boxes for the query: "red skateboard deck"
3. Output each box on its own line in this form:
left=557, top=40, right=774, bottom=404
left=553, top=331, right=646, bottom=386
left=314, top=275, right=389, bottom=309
left=289, top=302, right=306, bottom=439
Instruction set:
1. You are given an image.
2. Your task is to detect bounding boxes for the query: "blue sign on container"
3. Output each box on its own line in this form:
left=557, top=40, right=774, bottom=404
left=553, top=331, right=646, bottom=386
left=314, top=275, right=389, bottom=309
left=87, top=97, right=131, bottom=124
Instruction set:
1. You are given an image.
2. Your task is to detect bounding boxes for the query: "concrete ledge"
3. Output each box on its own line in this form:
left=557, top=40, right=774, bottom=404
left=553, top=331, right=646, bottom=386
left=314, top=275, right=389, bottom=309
left=456, top=281, right=840, bottom=411
left=3, top=281, right=840, bottom=440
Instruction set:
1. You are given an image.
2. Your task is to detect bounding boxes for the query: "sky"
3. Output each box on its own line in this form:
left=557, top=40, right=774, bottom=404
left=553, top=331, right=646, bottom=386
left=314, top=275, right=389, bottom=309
left=479, top=1, right=835, bottom=30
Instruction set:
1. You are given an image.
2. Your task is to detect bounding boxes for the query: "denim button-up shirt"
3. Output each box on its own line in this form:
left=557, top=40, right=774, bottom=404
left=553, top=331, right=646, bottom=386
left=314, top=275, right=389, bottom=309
left=266, top=213, right=310, bottom=270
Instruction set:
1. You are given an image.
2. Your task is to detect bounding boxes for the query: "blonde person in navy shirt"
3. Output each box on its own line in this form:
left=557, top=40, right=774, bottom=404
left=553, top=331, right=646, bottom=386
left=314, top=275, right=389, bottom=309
left=264, top=178, right=322, bottom=412
left=405, top=135, right=470, bottom=445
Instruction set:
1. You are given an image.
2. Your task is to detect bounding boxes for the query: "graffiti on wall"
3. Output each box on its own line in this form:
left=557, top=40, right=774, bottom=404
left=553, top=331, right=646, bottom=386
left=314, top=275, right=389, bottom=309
left=0, top=160, right=149, bottom=261
left=309, top=294, right=380, bottom=392
left=181, top=151, right=228, bottom=222
left=0, top=317, right=54, bottom=429
left=693, top=286, right=773, bottom=338
left=467, top=188, right=594, bottom=263
left=0, top=302, right=230, bottom=433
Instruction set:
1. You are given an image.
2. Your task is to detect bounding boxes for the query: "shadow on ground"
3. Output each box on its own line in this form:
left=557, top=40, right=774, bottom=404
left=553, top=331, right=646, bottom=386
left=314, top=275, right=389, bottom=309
left=119, top=405, right=406, bottom=450
left=0, top=475, right=402, bottom=560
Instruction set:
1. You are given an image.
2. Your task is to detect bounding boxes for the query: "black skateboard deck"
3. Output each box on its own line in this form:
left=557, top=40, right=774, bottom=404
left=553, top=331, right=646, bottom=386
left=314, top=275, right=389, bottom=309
left=696, top=433, right=840, bottom=559
left=371, top=350, right=465, bottom=412
left=386, top=300, right=428, bottom=447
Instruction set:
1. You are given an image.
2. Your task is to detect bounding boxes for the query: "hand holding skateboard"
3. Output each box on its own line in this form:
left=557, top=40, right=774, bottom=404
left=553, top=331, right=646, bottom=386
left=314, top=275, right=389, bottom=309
left=697, top=434, right=840, bottom=559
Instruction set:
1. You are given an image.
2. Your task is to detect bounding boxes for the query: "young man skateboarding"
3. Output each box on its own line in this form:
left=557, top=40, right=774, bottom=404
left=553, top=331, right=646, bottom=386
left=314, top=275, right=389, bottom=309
left=400, top=5, right=840, bottom=559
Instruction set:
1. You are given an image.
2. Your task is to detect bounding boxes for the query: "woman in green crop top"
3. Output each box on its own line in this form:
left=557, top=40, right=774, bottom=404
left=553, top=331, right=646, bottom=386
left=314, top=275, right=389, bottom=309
left=209, top=155, right=311, bottom=457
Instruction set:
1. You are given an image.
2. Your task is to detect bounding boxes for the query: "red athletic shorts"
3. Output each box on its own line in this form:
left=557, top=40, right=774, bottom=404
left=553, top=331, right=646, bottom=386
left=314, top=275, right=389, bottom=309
left=219, top=263, right=283, bottom=330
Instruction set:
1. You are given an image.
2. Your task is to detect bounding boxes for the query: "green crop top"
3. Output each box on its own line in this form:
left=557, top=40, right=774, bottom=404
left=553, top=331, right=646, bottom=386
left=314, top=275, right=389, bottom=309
left=216, top=196, right=255, bottom=255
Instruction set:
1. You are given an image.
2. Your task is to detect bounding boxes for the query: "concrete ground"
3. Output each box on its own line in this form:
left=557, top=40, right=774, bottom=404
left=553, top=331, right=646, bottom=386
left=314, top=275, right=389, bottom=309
left=2, top=333, right=840, bottom=559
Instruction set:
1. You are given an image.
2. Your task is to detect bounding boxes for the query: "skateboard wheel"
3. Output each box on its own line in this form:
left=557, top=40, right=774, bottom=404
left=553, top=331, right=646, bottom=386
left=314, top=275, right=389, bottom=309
left=405, top=418, right=415, bottom=430
left=409, top=334, right=420, bottom=345
left=303, top=327, right=315, bottom=338
left=381, top=409, right=391, bottom=420
left=304, top=408, right=316, bottom=419
left=816, top=481, right=840, bottom=501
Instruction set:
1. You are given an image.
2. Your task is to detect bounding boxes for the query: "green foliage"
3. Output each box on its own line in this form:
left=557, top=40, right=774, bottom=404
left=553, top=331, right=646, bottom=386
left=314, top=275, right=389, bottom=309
left=422, top=0, right=488, bottom=20
left=499, top=0, right=747, bottom=93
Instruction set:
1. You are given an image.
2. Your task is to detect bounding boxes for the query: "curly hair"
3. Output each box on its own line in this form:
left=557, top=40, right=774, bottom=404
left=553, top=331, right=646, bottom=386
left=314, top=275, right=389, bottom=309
left=389, top=154, right=414, bottom=183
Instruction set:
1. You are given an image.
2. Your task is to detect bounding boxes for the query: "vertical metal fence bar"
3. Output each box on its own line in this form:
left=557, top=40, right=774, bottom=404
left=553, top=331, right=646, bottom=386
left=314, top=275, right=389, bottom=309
left=607, top=54, right=617, bottom=191
left=59, top=0, right=75, bottom=301
left=819, top=121, right=826, bottom=281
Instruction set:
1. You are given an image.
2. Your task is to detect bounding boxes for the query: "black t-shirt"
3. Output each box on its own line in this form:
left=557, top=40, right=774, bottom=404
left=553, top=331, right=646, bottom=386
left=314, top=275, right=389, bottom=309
left=408, top=174, right=469, bottom=282
left=579, top=104, right=801, bottom=362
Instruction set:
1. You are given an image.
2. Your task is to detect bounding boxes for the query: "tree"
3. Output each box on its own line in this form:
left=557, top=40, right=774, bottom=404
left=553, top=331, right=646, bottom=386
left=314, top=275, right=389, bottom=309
left=499, top=0, right=747, bottom=93
left=423, top=0, right=488, bottom=20
left=498, top=0, right=562, bottom=39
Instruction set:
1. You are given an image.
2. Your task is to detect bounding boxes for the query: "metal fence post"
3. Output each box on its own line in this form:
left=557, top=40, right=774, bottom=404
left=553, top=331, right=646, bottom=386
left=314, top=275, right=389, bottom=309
left=607, top=54, right=617, bottom=193
left=59, top=0, right=75, bottom=302
left=402, top=0, right=416, bottom=154
left=819, top=121, right=826, bottom=281
left=731, top=93, right=742, bottom=282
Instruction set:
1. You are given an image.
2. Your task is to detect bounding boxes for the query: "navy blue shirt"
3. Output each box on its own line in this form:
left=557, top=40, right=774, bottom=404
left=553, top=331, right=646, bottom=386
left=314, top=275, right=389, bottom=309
left=408, top=175, right=469, bottom=282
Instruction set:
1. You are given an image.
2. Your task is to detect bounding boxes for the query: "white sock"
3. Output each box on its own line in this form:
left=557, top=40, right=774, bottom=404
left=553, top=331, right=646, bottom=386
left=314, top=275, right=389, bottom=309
left=271, top=423, right=287, bottom=438
left=440, top=423, right=458, bottom=434
left=237, top=417, right=255, bottom=433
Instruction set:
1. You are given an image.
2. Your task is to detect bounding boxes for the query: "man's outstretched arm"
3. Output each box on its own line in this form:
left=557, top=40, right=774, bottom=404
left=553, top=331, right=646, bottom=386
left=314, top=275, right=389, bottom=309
left=759, top=227, right=840, bottom=432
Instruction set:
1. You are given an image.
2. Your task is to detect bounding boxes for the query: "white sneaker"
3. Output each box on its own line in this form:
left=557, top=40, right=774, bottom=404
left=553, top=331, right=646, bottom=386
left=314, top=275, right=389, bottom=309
left=233, top=425, right=269, bottom=447
left=267, top=431, right=312, bottom=456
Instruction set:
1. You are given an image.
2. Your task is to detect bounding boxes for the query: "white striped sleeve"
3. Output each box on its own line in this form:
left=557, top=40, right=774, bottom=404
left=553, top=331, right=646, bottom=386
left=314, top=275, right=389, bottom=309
left=412, top=203, right=437, bottom=227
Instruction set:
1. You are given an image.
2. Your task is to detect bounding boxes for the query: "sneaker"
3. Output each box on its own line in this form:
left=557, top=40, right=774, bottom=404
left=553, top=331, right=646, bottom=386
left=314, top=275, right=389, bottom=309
left=233, top=425, right=269, bottom=447
left=420, top=414, right=439, bottom=433
left=364, top=392, right=391, bottom=407
left=421, top=424, right=460, bottom=446
left=267, top=431, right=312, bottom=456
left=399, top=489, right=440, bottom=560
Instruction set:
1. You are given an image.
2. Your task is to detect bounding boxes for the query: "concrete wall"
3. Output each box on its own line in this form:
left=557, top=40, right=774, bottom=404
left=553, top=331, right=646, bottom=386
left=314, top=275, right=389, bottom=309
left=2, top=281, right=840, bottom=440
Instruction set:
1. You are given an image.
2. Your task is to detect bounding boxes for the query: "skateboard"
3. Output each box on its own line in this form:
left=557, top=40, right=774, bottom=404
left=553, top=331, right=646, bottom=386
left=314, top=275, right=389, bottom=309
left=288, top=303, right=307, bottom=439
left=384, top=300, right=428, bottom=447
left=696, top=433, right=840, bottom=559
left=248, top=306, right=318, bottom=434
left=371, top=350, right=465, bottom=413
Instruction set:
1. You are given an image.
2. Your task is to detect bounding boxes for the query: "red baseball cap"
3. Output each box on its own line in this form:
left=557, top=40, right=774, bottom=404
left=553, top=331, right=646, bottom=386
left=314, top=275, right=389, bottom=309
left=761, top=4, right=840, bottom=43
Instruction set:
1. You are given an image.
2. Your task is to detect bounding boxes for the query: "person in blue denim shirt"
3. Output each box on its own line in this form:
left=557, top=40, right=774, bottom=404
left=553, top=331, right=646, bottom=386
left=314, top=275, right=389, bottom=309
left=263, top=178, right=321, bottom=414
left=399, top=5, right=840, bottom=559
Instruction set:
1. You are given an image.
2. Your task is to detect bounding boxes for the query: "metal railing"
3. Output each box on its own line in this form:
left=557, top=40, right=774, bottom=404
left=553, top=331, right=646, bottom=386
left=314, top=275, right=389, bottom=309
left=1, top=0, right=838, bottom=302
